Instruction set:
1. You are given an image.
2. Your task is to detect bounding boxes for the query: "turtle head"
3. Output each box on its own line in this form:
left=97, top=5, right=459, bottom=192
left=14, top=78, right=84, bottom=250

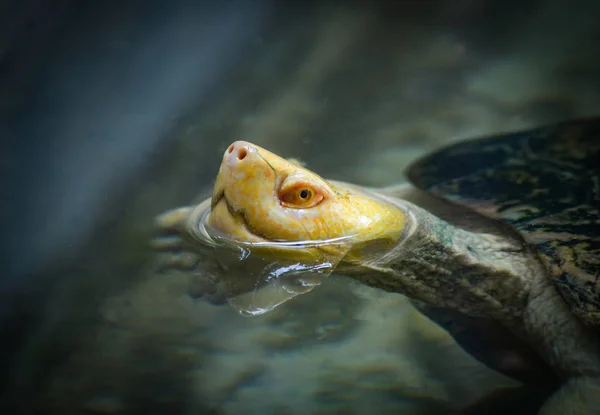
left=208, top=141, right=409, bottom=260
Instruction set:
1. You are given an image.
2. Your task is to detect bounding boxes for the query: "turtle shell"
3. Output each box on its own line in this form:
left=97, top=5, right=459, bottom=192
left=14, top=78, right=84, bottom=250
left=407, top=117, right=600, bottom=327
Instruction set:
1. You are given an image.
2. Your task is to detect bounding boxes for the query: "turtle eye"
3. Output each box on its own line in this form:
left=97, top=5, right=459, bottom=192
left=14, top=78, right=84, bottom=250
left=279, top=185, right=323, bottom=208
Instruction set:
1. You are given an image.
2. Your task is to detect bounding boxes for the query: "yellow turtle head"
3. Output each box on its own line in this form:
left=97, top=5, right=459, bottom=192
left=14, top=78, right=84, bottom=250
left=207, top=141, right=408, bottom=262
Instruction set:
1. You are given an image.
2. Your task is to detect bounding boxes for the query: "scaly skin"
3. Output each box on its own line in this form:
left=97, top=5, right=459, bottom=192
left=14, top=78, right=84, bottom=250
left=154, top=141, right=600, bottom=414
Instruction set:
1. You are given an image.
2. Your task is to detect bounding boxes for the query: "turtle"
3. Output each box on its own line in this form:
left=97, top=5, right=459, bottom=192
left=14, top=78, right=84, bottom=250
left=153, top=117, right=600, bottom=414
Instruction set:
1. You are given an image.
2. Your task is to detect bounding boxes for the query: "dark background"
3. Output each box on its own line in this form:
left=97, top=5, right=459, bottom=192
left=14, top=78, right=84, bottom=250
left=1, top=0, right=599, bottom=413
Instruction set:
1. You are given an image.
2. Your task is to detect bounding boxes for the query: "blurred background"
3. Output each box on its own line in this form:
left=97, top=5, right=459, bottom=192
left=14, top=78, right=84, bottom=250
left=1, top=0, right=599, bottom=413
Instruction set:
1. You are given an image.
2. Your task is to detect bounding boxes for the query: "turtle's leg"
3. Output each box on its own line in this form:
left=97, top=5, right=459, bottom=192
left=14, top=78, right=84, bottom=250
left=538, top=377, right=600, bottom=415
left=151, top=206, right=201, bottom=271
left=151, top=206, right=230, bottom=304
left=154, top=206, right=194, bottom=235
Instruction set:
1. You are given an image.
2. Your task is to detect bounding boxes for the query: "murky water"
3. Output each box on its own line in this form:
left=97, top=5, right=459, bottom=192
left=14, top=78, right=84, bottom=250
left=2, top=1, right=600, bottom=414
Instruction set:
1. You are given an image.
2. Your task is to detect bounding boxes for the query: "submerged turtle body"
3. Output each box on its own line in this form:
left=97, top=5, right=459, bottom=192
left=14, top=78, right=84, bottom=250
left=154, top=117, right=600, bottom=414
left=408, top=119, right=600, bottom=327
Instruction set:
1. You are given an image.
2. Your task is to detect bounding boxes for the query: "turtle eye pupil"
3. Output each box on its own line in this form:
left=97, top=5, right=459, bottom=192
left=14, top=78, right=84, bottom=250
left=300, top=189, right=310, bottom=199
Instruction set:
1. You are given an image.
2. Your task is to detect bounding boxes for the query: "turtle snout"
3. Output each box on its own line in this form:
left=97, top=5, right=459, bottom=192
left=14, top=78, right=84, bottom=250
left=223, top=141, right=257, bottom=168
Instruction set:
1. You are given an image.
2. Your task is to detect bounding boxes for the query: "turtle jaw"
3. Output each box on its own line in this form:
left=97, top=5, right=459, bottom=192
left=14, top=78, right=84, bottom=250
left=208, top=197, right=267, bottom=244
left=208, top=140, right=280, bottom=242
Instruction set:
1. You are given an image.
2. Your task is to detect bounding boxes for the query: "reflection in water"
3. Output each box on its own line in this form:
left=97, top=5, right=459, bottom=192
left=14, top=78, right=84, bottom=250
left=154, top=197, right=353, bottom=317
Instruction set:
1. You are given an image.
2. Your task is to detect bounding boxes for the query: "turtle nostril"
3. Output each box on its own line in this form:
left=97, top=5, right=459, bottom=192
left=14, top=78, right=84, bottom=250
left=224, top=142, right=251, bottom=165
